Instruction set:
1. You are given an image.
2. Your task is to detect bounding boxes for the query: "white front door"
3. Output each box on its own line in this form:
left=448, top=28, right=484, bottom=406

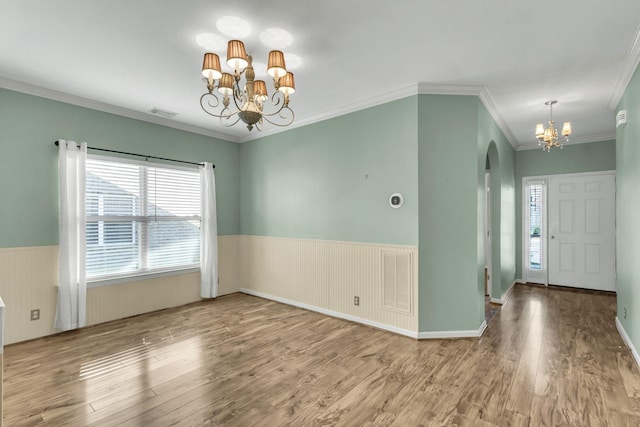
left=547, top=173, right=616, bottom=291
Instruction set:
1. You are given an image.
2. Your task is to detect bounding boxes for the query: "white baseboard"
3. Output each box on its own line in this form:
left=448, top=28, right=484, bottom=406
left=616, top=317, right=640, bottom=369
left=239, top=288, right=418, bottom=339
left=417, top=320, right=487, bottom=339
left=490, top=279, right=521, bottom=305
left=240, top=288, right=488, bottom=340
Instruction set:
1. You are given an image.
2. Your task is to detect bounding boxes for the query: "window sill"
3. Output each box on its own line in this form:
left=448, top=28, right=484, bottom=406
left=87, top=267, right=200, bottom=288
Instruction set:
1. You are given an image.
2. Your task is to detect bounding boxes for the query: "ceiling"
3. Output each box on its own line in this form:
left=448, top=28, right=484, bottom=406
left=1, top=1, right=639, bottom=148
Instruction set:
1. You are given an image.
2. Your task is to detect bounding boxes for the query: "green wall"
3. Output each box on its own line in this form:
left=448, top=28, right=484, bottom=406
left=2, top=86, right=520, bottom=336
left=417, top=95, right=516, bottom=332
left=616, top=65, right=640, bottom=353
left=240, top=93, right=517, bottom=334
left=514, top=140, right=616, bottom=277
left=477, top=103, right=516, bottom=307
left=0, top=88, right=240, bottom=248
left=417, top=95, right=480, bottom=331
left=240, top=97, right=419, bottom=245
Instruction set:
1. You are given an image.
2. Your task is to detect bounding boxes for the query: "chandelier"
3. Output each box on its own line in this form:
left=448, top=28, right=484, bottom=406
left=535, top=100, right=571, bottom=151
left=199, top=40, right=295, bottom=131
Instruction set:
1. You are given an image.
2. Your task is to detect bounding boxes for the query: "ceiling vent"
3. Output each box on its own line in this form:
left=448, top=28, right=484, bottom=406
left=616, top=110, right=627, bottom=128
left=149, top=108, right=178, bottom=119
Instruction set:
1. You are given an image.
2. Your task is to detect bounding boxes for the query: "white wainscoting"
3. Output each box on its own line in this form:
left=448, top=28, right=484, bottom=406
left=0, top=296, right=4, bottom=426
left=0, top=245, right=58, bottom=344
left=239, top=235, right=419, bottom=333
left=0, top=236, right=240, bottom=344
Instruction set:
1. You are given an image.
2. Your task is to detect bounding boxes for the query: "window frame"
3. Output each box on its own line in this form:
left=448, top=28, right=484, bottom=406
left=522, top=178, right=547, bottom=285
left=85, top=154, right=201, bottom=288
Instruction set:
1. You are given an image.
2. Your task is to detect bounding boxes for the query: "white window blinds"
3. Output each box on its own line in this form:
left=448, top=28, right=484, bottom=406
left=86, top=156, right=201, bottom=279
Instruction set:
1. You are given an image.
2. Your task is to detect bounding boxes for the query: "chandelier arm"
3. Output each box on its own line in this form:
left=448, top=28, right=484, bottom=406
left=259, top=91, right=289, bottom=118
left=200, top=91, right=220, bottom=110
left=200, top=92, right=242, bottom=120
left=219, top=110, right=242, bottom=128
left=230, top=84, right=249, bottom=111
left=260, top=106, right=295, bottom=127
left=233, top=87, right=243, bottom=106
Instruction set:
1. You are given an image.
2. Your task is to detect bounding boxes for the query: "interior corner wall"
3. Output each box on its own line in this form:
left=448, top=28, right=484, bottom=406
left=0, top=88, right=241, bottom=344
left=514, top=140, right=616, bottom=278
left=477, top=104, right=516, bottom=305
left=417, top=94, right=483, bottom=332
left=615, top=63, right=640, bottom=355
left=239, top=97, right=420, bottom=333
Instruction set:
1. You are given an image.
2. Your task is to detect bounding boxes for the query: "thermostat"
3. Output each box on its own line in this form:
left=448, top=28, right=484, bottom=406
left=389, top=193, right=404, bottom=208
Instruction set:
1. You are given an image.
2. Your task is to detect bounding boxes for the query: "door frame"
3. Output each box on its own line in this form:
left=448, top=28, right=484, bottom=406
left=485, top=171, right=492, bottom=297
left=521, top=170, right=616, bottom=286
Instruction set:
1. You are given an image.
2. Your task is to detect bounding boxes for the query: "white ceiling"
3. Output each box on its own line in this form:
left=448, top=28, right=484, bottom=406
left=1, top=1, right=639, bottom=148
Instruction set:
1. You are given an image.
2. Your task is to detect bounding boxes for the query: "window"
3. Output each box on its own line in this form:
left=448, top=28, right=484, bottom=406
left=86, top=156, right=201, bottom=280
left=528, top=184, right=543, bottom=270
left=523, top=178, right=547, bottom=284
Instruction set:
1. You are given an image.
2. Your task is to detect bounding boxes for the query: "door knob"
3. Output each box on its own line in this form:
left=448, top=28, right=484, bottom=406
left=551, top=235, right=555, bottom=239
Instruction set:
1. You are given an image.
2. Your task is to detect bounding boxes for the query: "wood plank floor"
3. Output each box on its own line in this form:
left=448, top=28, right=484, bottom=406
left=4, top=284, right=640, bottom=426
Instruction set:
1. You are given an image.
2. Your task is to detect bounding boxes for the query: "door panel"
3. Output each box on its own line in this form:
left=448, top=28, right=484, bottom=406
left=548, top=174, right=615, bottom=291
left=559, top=199, right=574, bottom=233
left=558, top=242, right=575, bottom=272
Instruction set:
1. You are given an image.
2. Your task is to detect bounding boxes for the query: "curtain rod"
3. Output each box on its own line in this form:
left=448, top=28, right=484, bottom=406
left=54, top=141, right=213, bottom=168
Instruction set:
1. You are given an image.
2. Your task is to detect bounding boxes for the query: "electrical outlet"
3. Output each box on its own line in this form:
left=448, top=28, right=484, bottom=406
left=30, top=309, right=40, bottom=321
left=624, top=307, right=627, bottom=319
left=354, top=296, right=360, bottom=306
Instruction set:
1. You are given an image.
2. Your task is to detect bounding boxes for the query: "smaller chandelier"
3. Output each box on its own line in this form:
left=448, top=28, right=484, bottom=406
left=200, top=40, right=296, bottom=131
left=535, top=100, right=571, bottom=152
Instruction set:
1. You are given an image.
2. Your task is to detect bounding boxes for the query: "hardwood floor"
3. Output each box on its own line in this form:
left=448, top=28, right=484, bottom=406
left=4, top=284, right=640, bottom=426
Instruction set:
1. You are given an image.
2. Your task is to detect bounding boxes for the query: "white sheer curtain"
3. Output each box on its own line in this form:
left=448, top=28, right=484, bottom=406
left=55, top=140, right=87, bottom=331
left=200, top=162, right=218, bottom=298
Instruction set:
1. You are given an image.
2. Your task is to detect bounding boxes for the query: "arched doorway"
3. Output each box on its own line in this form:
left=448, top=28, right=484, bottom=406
left=484, top=141, right=501, bottom=323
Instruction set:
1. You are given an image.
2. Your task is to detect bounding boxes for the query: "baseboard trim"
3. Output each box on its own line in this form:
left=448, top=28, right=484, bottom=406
left=616, top=317, right=640, bottom=369
left=240, top=288, right=488, bottom=340
left=490, top=280, right=521, bottom=305
left=417, top=320, right=487, bottom=339
left=239, top=288, right=418, bottom=339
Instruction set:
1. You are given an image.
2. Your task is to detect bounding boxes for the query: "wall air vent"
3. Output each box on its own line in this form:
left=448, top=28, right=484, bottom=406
left=616, top=110, right=627, bottom=128
left=150, top=108, right=178, bottom=119
left=382, top=251, right=412, bottom=313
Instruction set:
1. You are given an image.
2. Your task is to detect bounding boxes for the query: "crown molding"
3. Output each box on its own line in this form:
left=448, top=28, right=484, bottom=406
left=418, top=83, right=518, bottom=150
left=608, top=24, right=640, bottom=109
left=478, top=88, right=519, bottom=150
left=0, top=75, right=525, bottom=151
left=417, top=83, right=519, bottom=150
left=241, top=83, right=519, bottom=147
left=0, top=77, right=239, bottom=143
left=238, top=83, right=420, bottom=143
left=516, top=132, right=616, bottom=151
left=417, top=82, right=484, bottom=95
